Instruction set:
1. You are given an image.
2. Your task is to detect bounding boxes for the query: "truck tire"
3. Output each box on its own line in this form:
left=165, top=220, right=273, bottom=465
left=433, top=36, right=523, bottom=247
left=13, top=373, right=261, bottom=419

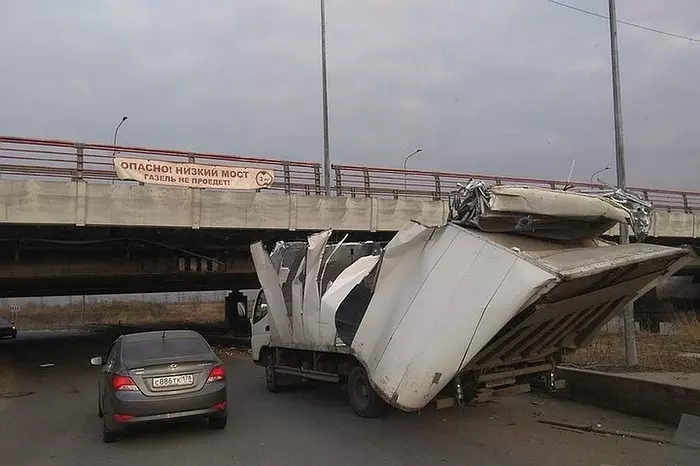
left=265, top=353, right=280, bottom=393
left=347, top=366, right=388, bottom=418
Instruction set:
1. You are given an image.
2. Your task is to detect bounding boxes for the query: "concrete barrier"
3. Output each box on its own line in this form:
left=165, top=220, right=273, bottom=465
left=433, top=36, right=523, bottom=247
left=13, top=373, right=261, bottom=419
left=556, top=367, right=700, bottom=425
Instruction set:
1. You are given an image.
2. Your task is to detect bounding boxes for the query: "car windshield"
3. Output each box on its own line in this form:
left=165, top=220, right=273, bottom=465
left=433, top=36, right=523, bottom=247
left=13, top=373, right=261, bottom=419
left=0, top=318, right=11, bottom=326
left=122, top=336, right=211, bottom=362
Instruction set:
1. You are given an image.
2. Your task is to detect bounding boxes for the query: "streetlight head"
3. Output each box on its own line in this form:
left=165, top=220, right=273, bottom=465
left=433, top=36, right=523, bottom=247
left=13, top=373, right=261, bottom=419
left=416, top=148, right=423, bottom=152
left=122, top=115, right=128, bottom=122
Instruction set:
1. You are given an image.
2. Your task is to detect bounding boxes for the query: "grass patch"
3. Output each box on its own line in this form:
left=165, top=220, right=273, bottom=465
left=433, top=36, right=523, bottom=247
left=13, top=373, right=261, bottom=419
left=3, top=299, right=224, bottom=329
left=565, top=313, right=700, bottom=372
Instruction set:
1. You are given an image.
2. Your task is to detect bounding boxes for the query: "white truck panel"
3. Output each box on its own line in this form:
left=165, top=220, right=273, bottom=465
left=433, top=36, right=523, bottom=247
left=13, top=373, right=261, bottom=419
left=352, top=223, right=557, bottom=409
left=351, top=222, right=436, bottom=371
left=301, top=230, right=332, bottom=346
left=250, top=241, right=293, bottom=344
left=319, top=255, right=380, bottom=347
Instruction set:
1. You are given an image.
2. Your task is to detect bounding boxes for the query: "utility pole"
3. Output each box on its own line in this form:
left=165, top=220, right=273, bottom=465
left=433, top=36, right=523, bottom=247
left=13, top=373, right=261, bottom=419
left=320, top=0, right=331, bottom=195
left=608, top=0, right=637, bottom=366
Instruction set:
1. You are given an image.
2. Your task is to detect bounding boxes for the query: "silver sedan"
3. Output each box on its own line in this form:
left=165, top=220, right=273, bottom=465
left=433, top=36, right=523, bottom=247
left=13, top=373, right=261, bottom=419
left=91, top=330, right=227, bottom=443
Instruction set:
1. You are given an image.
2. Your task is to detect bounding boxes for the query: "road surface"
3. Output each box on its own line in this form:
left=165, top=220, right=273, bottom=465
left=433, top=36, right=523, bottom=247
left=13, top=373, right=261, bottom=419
left=0, top=328, right=677, bottom=466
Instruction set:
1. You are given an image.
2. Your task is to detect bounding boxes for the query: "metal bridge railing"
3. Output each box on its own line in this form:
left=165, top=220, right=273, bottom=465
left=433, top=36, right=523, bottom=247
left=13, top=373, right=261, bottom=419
left=1, top=135, right=697, bottom=212
left=331, top=164, right=699, bottom=213
left=0, top=135, right=323, bottom=196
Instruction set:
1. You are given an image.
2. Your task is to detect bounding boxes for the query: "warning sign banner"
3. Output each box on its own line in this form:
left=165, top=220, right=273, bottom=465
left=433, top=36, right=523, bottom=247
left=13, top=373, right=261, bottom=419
left=114, top=157, right=275, bottom=190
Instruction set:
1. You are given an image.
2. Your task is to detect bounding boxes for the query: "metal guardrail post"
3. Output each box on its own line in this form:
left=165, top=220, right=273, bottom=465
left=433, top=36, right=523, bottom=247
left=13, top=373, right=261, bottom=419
left=282, top=161, right=291, bottom=194
left=433, top=173, right=441, bottom=200
left=682, top=193, right=690, bottom=213
left=350, top=187, right=356, bottom=198
left=363, top=167, right=371, bottom=198
left=393, top=189, right=398, bottom=200
left=313, top=165, right=322, bottom=195
left=74, top=143, right=85, bottom=180
left=495, top=178, right=502, bottom=186
left=334, top=167, right=342, bottom=196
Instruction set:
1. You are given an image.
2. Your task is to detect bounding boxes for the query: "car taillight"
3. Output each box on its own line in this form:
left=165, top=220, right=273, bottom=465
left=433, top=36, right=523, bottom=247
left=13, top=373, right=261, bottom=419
left=113, top=414, right=135, bottom=423
left=212, top=401, right=227, bottom=410
left=111, top=374, right=139, bottom=391
left=207, top=365, right=226, bottom=383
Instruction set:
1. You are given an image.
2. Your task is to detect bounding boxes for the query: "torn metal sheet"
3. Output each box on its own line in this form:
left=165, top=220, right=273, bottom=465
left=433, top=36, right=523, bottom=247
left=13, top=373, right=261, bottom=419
left=449, top=181, right=652, bottom=241
left=250, top=241, right=293, bottom=344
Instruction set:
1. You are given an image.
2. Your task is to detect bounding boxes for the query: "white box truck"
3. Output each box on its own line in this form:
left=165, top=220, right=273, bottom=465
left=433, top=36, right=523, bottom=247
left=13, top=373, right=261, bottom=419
left=248, top=184, right=693, bottom=416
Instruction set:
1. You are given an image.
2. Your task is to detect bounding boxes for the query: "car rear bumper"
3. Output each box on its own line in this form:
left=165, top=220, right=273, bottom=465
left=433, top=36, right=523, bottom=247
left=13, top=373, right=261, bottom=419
left=116, top=406, right=226, bottom=425
left=104, top=382, right=226, bottom=430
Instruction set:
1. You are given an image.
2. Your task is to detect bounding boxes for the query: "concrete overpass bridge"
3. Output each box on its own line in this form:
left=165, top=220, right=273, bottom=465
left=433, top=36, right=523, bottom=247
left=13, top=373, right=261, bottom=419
left=0, top=135, right=697, bottom=298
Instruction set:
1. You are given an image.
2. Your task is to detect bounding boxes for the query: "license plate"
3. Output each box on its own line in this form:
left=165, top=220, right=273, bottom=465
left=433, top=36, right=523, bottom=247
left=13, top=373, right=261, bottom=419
left=152, top=374, right=194, bottom=388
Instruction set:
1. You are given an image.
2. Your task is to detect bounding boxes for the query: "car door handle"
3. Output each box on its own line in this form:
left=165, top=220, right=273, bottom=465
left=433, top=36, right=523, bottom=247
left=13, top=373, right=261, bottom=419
left=265, top=325, right=270, bottom=331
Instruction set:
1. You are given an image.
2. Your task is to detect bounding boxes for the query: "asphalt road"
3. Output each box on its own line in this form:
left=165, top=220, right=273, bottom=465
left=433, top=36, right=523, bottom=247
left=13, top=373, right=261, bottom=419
left=0, top=329, right=677, bottom=466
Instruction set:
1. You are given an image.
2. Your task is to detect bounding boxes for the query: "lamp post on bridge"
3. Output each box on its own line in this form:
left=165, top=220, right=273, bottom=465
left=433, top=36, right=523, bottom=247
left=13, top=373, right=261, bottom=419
left=112, top=115, right=128, bottom=157
left=403, top=148, right=423, bottom=196
left=589, top=166, right=611, bottom=185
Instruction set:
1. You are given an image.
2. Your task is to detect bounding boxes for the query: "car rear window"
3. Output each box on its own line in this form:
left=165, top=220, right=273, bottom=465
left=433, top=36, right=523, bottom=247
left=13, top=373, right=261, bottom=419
left=122, top=337, right=211, bottom=362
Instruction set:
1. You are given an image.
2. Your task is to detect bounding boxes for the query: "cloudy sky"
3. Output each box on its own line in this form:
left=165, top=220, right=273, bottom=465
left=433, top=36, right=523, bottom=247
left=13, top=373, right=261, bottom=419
left=0, top=0, right=698, bottom=190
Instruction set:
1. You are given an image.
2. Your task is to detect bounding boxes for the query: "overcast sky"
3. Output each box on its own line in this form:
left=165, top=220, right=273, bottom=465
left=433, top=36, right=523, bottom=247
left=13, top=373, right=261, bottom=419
left=0, top=0, right=698, bottom=190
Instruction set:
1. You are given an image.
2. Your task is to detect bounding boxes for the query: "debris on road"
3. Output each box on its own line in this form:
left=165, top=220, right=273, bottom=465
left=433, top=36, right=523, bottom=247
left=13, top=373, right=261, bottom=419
left=538, top=419, right=674, bottom=445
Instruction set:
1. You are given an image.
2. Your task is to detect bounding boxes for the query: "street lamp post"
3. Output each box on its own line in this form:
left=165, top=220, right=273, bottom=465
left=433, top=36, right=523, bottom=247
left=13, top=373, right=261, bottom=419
left=113, top=115, right=128, bottom=157
left=319, top=0, right=331, bottom=196
left=607, top=0, right=637, bottom=366
left=589, top=166, right=611, bottom=184
left=403, top=148, right=423, bottom=195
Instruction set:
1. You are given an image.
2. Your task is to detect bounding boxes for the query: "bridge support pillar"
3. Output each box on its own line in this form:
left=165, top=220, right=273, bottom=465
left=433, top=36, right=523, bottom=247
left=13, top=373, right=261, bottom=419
left=225, top=291, right=250, bottom=336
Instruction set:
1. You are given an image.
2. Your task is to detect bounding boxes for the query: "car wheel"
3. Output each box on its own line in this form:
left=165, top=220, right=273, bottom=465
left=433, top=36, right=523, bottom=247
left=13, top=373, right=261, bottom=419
left=102, top=418, right=117, bottom=443
left=209, top=415, right=227, bottom=430
left=347, top=366, right=388, bottom=418
left=265, top=353, right=279, bottom=393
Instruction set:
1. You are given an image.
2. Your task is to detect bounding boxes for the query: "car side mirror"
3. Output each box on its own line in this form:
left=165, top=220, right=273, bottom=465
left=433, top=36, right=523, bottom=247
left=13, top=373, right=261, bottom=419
left=90, top=356, right=104, bottom=366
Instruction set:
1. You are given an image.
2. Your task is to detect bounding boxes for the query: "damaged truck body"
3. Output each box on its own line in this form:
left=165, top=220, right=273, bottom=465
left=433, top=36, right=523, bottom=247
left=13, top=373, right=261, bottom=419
left=249, top=183, right=693, bottom=417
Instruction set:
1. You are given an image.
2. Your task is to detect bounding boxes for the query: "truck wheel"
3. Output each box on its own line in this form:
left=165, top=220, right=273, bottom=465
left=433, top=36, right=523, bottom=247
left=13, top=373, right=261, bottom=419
left=265, top=353, right=280, bottom=393
left=347, top=366, right=388, bottom=418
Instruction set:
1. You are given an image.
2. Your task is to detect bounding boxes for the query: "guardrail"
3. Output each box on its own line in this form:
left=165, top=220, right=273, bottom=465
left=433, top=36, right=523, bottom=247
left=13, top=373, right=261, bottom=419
left=1, top=135, right=697, bottom=212
left=332, top=164, right=699, bottom=213
left=0, top=135, right=323, bottom=195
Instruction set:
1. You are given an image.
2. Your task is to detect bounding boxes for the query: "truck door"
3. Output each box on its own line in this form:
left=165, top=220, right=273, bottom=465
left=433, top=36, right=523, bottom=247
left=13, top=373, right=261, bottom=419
left=250, top=289, right=271, bottom=362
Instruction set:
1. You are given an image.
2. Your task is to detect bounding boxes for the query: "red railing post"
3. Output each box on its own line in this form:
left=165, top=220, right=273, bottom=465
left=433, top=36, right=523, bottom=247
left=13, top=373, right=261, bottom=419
left=363, top=167, right=371, bottom=198
left=313, top=164, right=321, bottom=195
left=73, top=143, right=84, bottom=180
left=282, top=161, right=291, bottom=194
left=334, top=167, right=342, bottom=196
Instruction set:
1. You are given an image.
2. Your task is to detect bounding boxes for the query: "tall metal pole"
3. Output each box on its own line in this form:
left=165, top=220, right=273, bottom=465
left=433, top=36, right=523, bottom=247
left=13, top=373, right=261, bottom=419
left=608, top=0, right=638, bottom=366
left=320, top=0, right=331, bottom=196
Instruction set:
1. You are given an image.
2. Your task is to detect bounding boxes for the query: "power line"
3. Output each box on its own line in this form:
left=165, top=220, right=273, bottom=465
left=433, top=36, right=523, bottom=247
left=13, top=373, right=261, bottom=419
left=546, top=0, right=700, bottom=43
